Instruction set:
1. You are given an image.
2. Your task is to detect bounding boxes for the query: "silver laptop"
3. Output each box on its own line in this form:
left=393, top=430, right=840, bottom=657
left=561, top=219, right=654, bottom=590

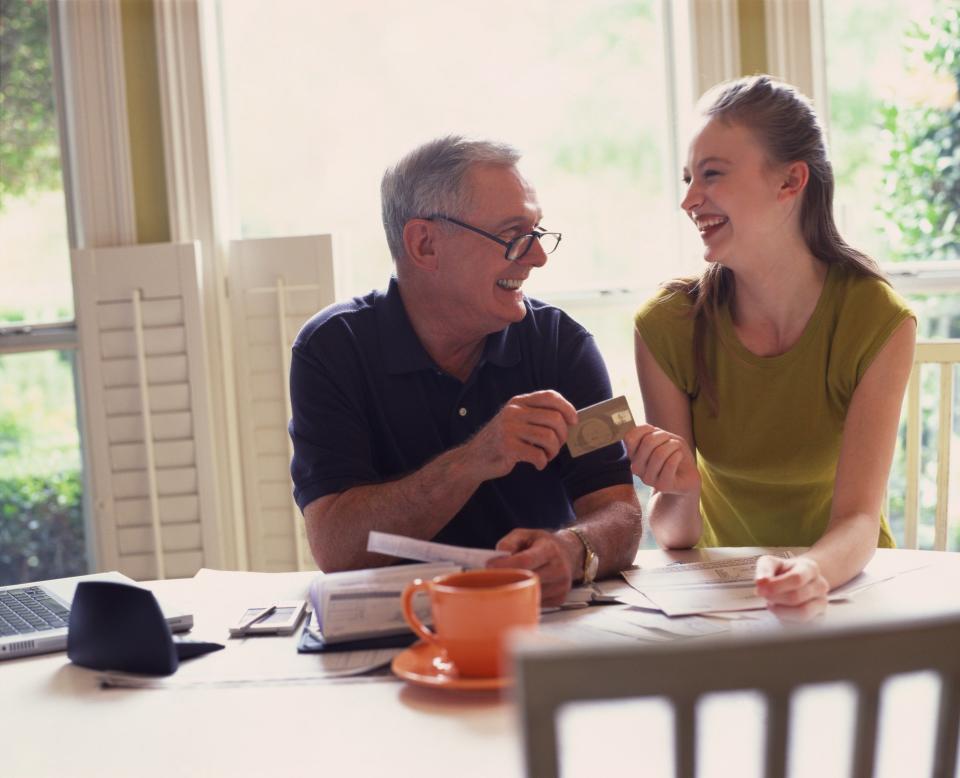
left=0, top=571, right=193, bottom=660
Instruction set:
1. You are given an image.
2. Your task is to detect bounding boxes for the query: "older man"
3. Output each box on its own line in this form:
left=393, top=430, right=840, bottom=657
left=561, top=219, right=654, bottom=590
left=289, top=136, right=641, bottom=605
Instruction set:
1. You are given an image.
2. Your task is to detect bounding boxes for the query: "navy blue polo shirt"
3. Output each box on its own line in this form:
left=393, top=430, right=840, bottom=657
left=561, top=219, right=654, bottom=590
left=289, top=276, right=632, bottom=550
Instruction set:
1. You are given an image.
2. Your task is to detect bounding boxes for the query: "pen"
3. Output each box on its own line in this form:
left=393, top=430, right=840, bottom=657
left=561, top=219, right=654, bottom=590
left=236, top=605, right=277, bottom=635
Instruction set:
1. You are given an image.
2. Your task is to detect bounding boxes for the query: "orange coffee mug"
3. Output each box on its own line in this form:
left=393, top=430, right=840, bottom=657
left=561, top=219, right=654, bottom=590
left=401, top=568, right=540, bottom=678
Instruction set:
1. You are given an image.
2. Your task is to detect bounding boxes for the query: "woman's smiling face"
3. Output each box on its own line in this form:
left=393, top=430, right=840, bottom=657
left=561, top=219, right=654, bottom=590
left=680, top=117, right=794, bottom=268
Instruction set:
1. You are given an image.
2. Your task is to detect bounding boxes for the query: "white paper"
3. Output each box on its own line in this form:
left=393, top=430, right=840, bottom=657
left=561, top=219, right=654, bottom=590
left=625, top=552, right=794, bottom=589
left=621, top=553, right=898, bottom=617
left=99, top=646, right=400, bottom=689
left=622, top=552, right=795, bottom=616
left=367, top=531, right=507, bottom=568
left=310, top=562, right=460, bottom=642
left=539, top=603, right=733, bottom=644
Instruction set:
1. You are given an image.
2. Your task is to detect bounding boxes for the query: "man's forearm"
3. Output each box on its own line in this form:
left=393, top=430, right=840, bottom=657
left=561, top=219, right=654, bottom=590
left=567, top=485, right=644, bottom=578
left=304, top=444, right=487, bottom=572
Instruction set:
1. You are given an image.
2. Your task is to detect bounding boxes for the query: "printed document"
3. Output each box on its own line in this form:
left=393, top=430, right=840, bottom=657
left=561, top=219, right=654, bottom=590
left=367, top=531, right=507, bottom=568
left=622, top=552, right=795, bottom=616
left=622, top=552, right=891, bottom=616
left=310, top=562, right=460, bottom=642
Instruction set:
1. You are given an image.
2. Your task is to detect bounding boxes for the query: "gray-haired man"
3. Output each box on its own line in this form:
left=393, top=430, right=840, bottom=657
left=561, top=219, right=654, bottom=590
left=289, top=136, right=641, bottom=605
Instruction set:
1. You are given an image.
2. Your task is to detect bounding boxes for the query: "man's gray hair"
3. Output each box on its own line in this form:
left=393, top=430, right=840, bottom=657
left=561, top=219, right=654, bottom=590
left=381, top=136, right=521, bottom=262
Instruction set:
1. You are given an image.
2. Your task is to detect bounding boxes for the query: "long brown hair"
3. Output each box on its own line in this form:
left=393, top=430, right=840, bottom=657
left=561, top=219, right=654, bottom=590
left=669, top=75, right=887, bottom=413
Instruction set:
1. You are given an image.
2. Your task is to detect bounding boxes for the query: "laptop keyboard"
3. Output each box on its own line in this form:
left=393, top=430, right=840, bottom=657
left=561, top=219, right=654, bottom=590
left=0, top=587, right=71, bottom=636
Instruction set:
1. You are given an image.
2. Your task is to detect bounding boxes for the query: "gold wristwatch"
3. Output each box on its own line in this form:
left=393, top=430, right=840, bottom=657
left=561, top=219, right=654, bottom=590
left=566, top=526, right=599, bottom=584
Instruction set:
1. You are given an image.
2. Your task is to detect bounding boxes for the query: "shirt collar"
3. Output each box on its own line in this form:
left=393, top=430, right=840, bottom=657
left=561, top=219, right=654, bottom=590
left=378, top=276, right=523, bottom=374
left=482, top=315, right=521, bottom=368
left=378, top=277, right=436, bottom=374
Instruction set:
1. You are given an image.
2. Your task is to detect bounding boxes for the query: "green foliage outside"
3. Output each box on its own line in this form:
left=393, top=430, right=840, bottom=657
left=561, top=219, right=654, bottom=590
left=1, top=1, right=86, bottom=583
left=0, top=470, right=85, bottom=585
left=0, top=0, right=61, bottom=211
left=871, top=2, right=960, bottom=551
left=878, top=1, right=960, bottom=263
left=0, top=351, right=85, bottom=583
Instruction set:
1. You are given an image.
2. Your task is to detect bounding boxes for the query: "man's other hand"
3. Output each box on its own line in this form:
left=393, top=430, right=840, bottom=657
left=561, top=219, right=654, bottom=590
left=487, top=528, right=575, bottom=607
left=464, top=390, right=578, bottom=481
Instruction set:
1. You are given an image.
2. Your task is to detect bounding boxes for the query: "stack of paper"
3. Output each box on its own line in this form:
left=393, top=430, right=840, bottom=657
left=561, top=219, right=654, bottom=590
left=621, top=553, right=795, bottom=616
left=309, top=562, right=460, bottom=644
left=621, top=552, right=891, bottom=617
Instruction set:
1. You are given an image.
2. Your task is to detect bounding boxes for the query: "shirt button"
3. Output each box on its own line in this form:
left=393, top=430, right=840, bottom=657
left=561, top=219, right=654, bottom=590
left=458, top=407, right=468, bottom=417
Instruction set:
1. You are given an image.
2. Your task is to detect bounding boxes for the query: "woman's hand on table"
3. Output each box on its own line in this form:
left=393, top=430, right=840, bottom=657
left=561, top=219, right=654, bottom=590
left=754, top=555, right=830, bottom=622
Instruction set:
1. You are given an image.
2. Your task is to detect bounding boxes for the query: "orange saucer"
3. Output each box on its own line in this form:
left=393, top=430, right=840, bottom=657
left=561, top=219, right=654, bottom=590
left=391, top=641, right=511, bottom=690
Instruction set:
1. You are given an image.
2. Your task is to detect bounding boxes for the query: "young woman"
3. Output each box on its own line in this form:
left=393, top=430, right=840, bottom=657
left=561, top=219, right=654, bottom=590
left=624, top=75, right=916, bottom=620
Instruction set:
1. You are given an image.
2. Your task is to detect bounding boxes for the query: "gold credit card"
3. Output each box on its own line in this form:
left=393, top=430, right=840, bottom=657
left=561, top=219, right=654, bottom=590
left=566, top=395, right=635, bottom=458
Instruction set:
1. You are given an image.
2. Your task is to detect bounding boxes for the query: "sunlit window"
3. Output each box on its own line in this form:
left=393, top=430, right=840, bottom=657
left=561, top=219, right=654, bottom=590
left=0, top=0, right=87, bottom=582
left=219, top=0, right=677, bottom=298
left=0, top=351, right=86, bottom=585
left=824, top=0, right=959, bottom=550
left=0, top=0, right=72, bottom=326
left=218, top=0, right=681, bottom=435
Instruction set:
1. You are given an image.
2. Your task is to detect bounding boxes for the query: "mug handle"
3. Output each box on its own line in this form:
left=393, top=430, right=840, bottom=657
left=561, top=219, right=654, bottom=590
left=401, top=578, right=435, bottom=644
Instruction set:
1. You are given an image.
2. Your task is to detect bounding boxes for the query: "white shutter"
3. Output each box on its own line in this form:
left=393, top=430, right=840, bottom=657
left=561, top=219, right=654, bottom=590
left=228, top=235, right=335, bottom=571
left=73, top=241, right=222, bottom=579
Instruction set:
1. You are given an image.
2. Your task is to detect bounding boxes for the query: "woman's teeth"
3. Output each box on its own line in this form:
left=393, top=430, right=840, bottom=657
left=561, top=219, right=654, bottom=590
left=696, top=216, right=728, bottom=235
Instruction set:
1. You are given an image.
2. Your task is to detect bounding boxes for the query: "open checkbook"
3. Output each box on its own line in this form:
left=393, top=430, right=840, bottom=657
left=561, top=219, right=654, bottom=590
left=300, top=532, right=616, bottom=652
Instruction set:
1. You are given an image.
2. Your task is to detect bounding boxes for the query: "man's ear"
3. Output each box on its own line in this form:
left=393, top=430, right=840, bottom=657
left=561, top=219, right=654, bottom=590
left=778, top=160, right=809, bottom=201
left=402, top=219, right=440, bottom=271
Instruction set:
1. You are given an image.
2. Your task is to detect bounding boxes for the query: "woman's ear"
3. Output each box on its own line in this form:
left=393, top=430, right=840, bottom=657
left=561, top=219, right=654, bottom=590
left=402, top=219, right=440, bottom=271
left=779, top=160, right=809, bottom=201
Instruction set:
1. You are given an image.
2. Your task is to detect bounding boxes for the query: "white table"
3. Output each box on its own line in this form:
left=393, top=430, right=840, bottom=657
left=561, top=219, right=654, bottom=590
left=5, top=548, right=959, bottom=778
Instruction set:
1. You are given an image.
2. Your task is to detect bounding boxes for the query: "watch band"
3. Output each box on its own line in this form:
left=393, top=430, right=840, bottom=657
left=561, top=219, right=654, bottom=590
left=566, top=526, right=599, bottom=585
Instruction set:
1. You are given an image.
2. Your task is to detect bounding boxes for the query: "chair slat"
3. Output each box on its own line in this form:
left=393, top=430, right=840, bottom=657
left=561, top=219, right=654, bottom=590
left=674, top=696, right=696, bottom=778
left=905, top=364, right=922, bottom=549
left=851, top=682, right=880, bottom=778
left=763, top=689, right=790, bottom=778
left=932, top=671, right=959, bottom=778
left=934, top=364, right=953, bottom=551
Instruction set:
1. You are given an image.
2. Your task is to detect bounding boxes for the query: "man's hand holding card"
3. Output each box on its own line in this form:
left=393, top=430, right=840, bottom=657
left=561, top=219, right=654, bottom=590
left=567, top=395, right=635, bottom=457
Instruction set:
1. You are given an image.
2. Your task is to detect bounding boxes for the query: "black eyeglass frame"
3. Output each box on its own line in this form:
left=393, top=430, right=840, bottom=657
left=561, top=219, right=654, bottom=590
left=424, top=215, right=562, bottom=261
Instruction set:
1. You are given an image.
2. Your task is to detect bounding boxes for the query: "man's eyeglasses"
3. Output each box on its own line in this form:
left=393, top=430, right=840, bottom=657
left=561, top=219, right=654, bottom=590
left=425, top=215, right=562, bottom=261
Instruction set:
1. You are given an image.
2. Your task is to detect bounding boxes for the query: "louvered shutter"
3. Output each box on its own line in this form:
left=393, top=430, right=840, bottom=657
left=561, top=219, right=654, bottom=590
left=228, top=235, right=335, bottom=571
left=72, top=242, right=223, bottom=579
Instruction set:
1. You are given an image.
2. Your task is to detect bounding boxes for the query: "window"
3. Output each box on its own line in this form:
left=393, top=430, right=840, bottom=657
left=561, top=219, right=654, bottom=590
left=217, top=0, right=688, bottom=408
left=823, top=0, right=959, bottom=549
left=0, top=0, right=87, bottom=583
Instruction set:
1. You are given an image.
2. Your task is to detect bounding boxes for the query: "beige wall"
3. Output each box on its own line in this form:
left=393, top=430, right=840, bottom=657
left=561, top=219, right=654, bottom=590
left=115, top=1, right=769, bottom=246
left=738, top=0, right=768, bottom=76
left=120, top=0, right=169, bottom=244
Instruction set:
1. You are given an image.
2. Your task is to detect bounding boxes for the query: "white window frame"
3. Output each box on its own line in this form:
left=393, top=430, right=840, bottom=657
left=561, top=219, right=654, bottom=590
left=159, top=0, right=960, bottom=564
left=153, top=0, right=244, bottom=568
left=0, top=0, right=139, bottom=574
left=147, top=0, right=740, bottom=569
left=764, top=0, right=960, bottom=298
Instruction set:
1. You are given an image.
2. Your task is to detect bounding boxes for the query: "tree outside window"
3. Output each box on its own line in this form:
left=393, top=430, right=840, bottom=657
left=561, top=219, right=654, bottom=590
left=0, top=0, right=86, bottom=584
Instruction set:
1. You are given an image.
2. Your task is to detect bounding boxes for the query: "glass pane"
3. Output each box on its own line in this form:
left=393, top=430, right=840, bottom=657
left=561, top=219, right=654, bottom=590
left=0, top=0, right=73, bottom=326
left=218, top=0, right=678, bottom=299
left=886, top=292, right=960, bottom=551
left=560, top=295, right=658, bottom=548
left=0, top=350, right=87, bottom=585
left=823, top=0, right=958, bottom=265
left=825, top=1, right=960, bottom=550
